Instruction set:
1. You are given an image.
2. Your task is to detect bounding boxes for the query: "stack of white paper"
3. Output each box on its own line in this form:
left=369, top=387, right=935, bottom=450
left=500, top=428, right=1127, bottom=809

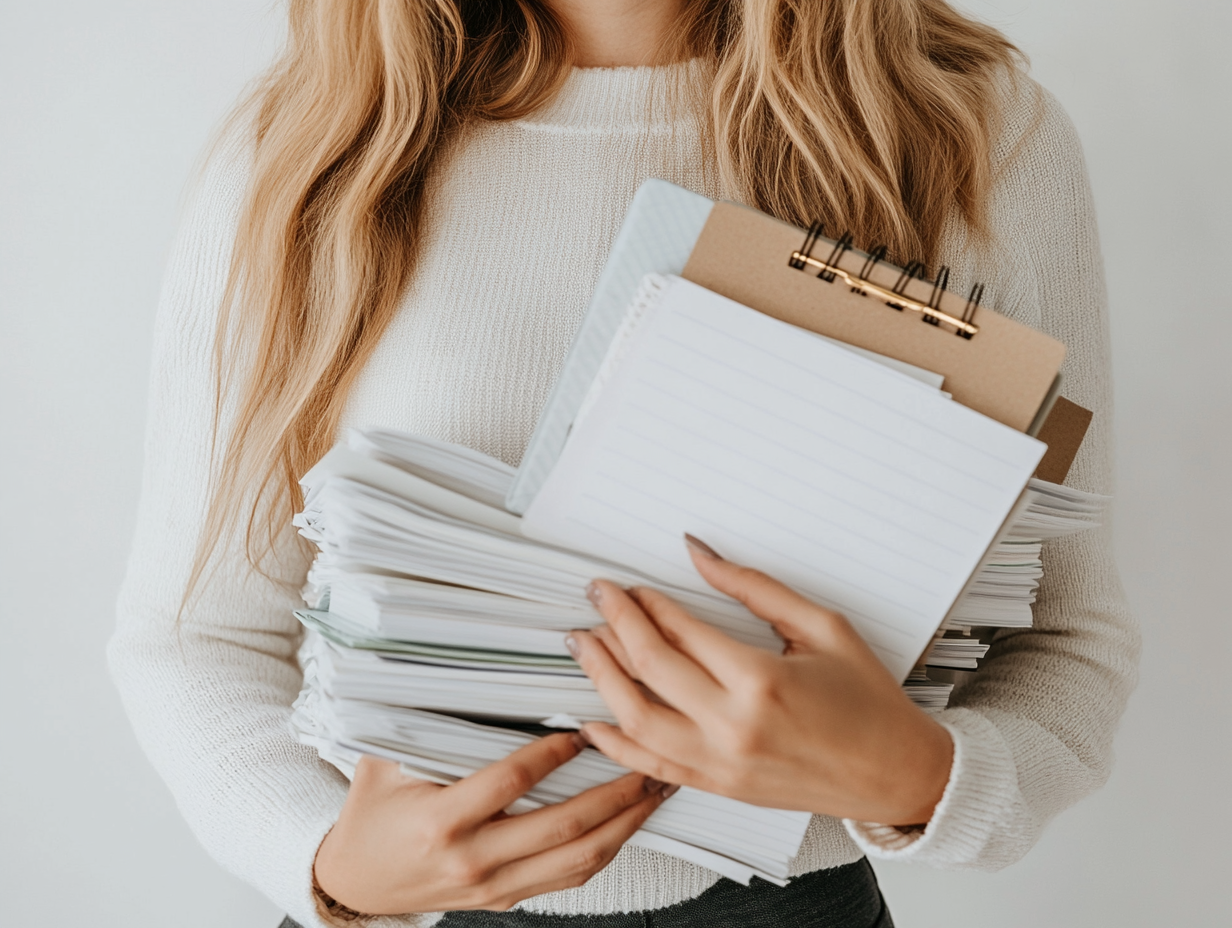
left=922, top=636, right=992, bottom=670
left=305, top=627, right=616, bottom=723
left=288, top=272, right=1107, bottom=878
left=323, top=575, right=588, bottom=656
left=901, top=671, right=954, bottom=710
left=349, top=428, right=517, bottom=510
left=296, top=445, right=780, bottom=653
left=941, top=481, right=1106, bottom=634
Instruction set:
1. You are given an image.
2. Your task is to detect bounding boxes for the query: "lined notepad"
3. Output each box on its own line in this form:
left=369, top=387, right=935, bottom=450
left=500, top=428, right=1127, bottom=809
left=521, top=276, right=1046, bottom=679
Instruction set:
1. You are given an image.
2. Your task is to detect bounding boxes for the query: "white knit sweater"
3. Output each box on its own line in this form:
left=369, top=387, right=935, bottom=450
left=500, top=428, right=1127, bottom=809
left=109, top=64, right=1138, bottom=927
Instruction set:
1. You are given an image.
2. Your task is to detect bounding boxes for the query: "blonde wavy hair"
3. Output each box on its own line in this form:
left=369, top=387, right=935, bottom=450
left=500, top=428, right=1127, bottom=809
left=191, top=0, right=1021, bottom=596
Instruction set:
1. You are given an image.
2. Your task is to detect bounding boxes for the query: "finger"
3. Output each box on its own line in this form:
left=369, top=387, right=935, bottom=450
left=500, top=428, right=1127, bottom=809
left=590, top=623, right=638, bottom=679
left=590, top=628, right=678, bottom=708
left=564, top=630, right=699, bottom=739
left=477, top=786, right=670, bottom=908
left=443, top=732, right=585, bottom=826
left=626, top=586, right=763, bottom=685
left=580, top=721, right=703, bottom=790
left=568, top=629, right=700, bottom=752
left=588, top=625, right=680, bottom=707
left=587, top=581, right=724, bottom=713
left=685, top=538, right=865, bottom=654
left=480, top=772, right=662, bottom=863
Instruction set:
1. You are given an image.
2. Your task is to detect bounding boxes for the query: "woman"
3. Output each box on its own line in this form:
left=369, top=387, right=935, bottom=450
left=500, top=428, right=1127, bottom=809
left=109, top=1, right=1137, bottom=925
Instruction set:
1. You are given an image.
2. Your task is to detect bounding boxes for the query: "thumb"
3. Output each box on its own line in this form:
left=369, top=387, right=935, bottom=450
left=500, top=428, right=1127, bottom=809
left=683, top=534, right=867, bottom=656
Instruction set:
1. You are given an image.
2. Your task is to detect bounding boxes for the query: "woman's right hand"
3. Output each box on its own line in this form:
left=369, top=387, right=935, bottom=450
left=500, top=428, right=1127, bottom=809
left=313, top=732, right=674, bottom=916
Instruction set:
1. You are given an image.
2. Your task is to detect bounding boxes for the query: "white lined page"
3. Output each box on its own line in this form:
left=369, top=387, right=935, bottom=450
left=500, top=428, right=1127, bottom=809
left=522, top=277, right=1044, bottom=679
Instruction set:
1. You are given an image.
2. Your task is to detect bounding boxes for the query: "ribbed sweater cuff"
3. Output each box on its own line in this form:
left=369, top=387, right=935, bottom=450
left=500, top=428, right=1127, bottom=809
left=265, top=782, right=349, bottom=928
left=843, top=709, right=1016, bottom=867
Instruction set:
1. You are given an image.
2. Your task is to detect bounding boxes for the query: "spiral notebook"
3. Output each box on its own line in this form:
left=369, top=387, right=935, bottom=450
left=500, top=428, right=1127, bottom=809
left=507, top=180, right=1069, bottom=514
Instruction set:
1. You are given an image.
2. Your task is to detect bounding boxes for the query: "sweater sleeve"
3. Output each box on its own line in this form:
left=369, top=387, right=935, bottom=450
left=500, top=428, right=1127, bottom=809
left=845, top=82, right=1140, bottom=869
left=106, top=130, right=435, bottom=927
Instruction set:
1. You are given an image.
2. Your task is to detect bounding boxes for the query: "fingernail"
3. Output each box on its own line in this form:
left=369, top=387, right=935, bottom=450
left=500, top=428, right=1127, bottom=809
left=564, top=634, right=581, bottom=659
left=570, top=730, right=592, bottom=751
left=585, top=581, right=603, bottom=607
left=661, top=783, right=680, bottom=799
left=684, top=533, right=723, bottom=561
left=644, top=777, right=665, bottom=794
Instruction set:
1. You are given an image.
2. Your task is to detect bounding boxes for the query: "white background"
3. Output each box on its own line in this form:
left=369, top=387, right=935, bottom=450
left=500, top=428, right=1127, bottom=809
left=1, top=1, right=1228, bottom=925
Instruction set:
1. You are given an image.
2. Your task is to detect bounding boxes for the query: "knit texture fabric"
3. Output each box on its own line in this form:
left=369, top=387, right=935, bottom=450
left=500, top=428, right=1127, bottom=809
left=108, top=64, right=1137, bottom=928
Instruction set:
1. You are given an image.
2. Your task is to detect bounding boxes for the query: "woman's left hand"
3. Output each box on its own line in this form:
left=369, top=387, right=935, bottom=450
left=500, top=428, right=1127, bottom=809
left=567, top=536, right=954, bottom=827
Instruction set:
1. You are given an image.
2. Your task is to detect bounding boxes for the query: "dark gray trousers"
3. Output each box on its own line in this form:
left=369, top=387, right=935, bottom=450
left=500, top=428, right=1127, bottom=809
left=281, top=859, right=893, bottom=928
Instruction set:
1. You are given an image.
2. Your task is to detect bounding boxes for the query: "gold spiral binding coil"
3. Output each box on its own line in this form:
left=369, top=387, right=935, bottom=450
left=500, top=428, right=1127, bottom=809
left=789, top=228, right=981, bottom=338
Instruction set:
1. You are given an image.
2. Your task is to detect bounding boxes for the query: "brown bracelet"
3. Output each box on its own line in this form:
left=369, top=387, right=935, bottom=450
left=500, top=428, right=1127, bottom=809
left=312, top=871, right=366, bottom=923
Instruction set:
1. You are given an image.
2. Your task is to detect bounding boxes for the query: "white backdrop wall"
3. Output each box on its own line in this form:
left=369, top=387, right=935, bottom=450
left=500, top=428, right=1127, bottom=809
left=1, top=2, right=1228, bottom=926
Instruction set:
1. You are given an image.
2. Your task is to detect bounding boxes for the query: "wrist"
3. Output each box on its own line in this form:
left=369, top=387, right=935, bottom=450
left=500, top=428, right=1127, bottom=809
left=313, top=828, right=367, bottom=922
left=882, top=716, right=954, bottom=826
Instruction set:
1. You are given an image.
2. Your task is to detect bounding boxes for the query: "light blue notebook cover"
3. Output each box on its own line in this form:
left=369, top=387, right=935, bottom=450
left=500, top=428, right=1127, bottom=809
left=505, top=179, right=714, bottom=514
